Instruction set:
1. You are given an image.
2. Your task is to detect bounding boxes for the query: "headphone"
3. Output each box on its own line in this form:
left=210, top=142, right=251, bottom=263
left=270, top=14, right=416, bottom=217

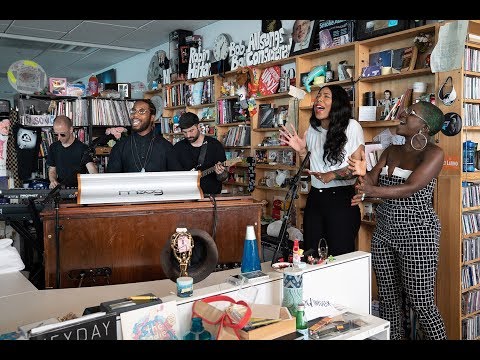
left=438, top=76, right=457, bottom=106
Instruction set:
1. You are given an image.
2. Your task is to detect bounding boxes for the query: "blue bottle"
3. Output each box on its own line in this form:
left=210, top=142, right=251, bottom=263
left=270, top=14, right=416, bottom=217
left=183, top=317, right=212, bottom=340
left=241, top=225, right=261, bottom=273
left=463, top=141, right=477, bottom=172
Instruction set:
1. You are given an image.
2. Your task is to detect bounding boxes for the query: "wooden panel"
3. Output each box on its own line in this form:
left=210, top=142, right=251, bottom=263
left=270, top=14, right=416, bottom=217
left=436, top=175, right=462, bottom=339
left=42, top=198, right=262, bottom=289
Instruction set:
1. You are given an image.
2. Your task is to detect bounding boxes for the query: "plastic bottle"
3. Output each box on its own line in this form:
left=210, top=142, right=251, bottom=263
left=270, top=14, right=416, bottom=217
left=88, top=74, right=99, bottom=97
left=241, top=225, right=261, bottom=273
left=183, top=317, right=212, bottom=340
left=292, top=239, right=301, bottom=265
left=295, top=303, right=308, bottom=338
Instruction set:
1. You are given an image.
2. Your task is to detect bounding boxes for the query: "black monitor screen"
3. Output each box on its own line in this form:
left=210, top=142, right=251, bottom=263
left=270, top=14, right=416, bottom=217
left=96, top=69, right=116, bottom=84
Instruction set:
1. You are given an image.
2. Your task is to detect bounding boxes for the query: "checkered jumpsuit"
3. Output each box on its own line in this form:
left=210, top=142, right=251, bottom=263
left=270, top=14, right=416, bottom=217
left=372, top=167, right=447, bottom=340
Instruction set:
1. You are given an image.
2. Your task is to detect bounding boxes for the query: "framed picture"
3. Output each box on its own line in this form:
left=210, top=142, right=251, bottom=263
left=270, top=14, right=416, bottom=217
left=290, top=20, right=315, bottom=56
left=356, top=20, right=409, bottom=41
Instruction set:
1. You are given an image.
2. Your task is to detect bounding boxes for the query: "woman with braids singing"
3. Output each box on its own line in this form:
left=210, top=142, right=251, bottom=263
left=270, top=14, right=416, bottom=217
left=348, top=100, right=447, bottom=340
left=280, top=85, right=364, bottom=257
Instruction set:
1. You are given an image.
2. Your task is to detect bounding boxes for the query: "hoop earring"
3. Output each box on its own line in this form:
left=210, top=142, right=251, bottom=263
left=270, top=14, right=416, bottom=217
left=411, top=130, right=427, bottom=151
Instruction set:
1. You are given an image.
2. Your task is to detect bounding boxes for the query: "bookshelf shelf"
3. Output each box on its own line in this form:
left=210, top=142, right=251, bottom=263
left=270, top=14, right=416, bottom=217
left=360, top=120, right=400, bottom=128
left=255, top=185, right=289, bottom=192
left=462, top=283, right=480, bottom=294
left=463, top=257, right=480, bottom=266
left=359, top=68, right=433, bottom=83
left=188, top=103, right=216, bottom=109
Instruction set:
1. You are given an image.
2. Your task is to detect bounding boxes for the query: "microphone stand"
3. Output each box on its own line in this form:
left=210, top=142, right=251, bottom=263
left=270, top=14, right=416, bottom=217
left=271, top=151, right=311, bottom=266
left=41, top=144, right=97, bottom=289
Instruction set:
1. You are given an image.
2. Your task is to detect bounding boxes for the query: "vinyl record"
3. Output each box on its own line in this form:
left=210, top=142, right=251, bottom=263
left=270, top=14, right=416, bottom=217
left=150, top=95, right=163, bottom=120
left=7, top=60, right=47, bottom=94
left=441, top=112, right=462, bottom=136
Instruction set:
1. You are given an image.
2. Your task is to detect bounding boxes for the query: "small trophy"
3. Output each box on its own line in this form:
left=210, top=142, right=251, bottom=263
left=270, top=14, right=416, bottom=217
left=170, top=228, right=194, bottom=277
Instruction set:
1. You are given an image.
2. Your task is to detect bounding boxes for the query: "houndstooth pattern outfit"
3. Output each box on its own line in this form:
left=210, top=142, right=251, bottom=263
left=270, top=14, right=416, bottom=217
left=372, top=166, right=447, bottom=340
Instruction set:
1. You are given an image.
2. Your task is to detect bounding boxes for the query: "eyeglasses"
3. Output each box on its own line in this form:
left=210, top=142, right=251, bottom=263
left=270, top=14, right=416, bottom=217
left=398, top=108, right=427, bottom=124
left=53, top=133, right=67, bottom=138
left=129, top=108, right=149, bottom=115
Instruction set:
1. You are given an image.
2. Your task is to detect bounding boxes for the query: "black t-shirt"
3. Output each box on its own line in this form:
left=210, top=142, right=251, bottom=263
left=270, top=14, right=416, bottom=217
left=170, top=136, right=227, bottom=195
left=46, top=138, right=92, bottom=188
left=106, top=131, right=175, bottom=173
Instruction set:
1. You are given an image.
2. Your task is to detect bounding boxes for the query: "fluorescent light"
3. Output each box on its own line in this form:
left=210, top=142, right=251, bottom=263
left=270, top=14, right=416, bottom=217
left=0, top=32, right=146, bottom=53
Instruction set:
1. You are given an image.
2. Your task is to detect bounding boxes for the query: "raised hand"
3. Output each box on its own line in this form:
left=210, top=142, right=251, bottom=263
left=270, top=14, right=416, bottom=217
left=348, top=149, right=367, bottom=176
left=279, top=123, right=307, bottom=154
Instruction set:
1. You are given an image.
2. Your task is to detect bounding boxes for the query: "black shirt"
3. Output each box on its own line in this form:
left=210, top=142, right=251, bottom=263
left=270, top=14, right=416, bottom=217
left=170, top=136, right=227, bottom=195
left=106, top=131, right=175, bottom=173
left=46, top=138, right=92, bottom=188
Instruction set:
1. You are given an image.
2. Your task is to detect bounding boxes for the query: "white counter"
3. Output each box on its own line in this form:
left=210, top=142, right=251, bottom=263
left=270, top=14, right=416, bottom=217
left=0, top=251, right=376, bottom=337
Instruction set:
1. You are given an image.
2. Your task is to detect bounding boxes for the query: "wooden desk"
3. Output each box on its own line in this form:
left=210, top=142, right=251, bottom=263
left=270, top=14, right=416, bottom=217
left=41, top=197, right=262, bottom=289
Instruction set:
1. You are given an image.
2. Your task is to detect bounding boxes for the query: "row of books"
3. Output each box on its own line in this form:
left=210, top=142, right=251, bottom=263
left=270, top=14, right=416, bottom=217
left=461, top=314, right=480, bottom=340
left=462, top=182, right=480, bottom=208
left=364, top=143, right=385, bottom=171
left=18, top=98, right=89, bottom=127
left=222, top=125, right=251, bottom=147
left=463, top=236, right=480, bottom=263
left=464, top=76, right=480, bottom=100
left=463, top=103, right=480, bottom=126
left=90, top=98, right=133, bottom=126
left=217, top=99, right=244, bottom=124
left=164, top=83, right=189, bottom=108
left=462, top=211, right=480, bottom=235
left=185, top=78, right=214, bottom=106
left=464, top=47, right=480, bottom=73
left=461, top=262, right=480, bottom=290
left=462, top=288, right=480, bottom=317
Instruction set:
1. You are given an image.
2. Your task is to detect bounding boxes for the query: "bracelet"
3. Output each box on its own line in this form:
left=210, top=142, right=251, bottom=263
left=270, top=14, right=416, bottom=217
left=361, top=193, right=366, bottom=201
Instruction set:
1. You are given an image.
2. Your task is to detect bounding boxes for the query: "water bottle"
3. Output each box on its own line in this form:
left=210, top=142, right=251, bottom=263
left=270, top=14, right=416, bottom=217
left=463, top=141, right=477, bottom=172
left=295, top=303, right=308, bottom=338
left=183, top=317, right=212, bottom=340
left=241, top=225, right=261, bottom=273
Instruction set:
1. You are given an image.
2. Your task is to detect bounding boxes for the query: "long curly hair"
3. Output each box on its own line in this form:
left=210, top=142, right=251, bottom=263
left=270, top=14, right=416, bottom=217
left=309, top=84, right=351, bottom=166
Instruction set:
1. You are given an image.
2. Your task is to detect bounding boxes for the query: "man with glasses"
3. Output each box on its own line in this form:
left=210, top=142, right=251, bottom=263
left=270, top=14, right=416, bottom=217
left=106, top=99, right=175, bottom=173
left=169, top=112, right=227, bottom=195
left=47, top=115, right=98, bottom=189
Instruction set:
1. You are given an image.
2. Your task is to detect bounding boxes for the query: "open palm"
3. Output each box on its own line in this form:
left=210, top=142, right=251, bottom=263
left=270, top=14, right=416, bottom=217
left=279, top=123, right=307, bottom=153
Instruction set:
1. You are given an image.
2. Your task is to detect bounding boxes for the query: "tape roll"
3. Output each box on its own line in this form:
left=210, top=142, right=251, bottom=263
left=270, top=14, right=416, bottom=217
left=161, top=228, right=218, bottom=284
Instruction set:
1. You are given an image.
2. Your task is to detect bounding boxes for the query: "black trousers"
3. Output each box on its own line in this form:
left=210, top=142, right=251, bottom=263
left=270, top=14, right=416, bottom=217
left=303, top=185, right=360, bottom=257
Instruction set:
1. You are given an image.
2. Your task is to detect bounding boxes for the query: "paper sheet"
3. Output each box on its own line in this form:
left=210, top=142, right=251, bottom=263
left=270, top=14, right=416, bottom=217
left=431, top=20, right=469, bottom=73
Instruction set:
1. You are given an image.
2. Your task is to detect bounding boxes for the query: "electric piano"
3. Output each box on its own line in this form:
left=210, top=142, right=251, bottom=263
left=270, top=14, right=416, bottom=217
left=0, top=188, right=77, bottom=204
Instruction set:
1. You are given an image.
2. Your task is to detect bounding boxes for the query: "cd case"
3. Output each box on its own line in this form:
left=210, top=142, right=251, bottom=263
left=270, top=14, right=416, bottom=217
left=239, top=270, right=269, bottom=283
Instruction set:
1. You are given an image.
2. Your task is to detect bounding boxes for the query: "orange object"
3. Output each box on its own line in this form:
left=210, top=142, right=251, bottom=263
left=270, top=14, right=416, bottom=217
left=88, top=74, right=99, bottom=97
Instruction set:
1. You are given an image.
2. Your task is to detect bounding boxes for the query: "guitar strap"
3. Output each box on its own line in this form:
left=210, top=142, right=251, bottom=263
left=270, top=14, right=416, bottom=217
left=197, top=140, right=208, bottom=170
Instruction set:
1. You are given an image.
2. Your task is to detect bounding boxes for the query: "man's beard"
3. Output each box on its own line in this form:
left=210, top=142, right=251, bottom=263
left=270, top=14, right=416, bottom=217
left=133, top=122, right=151, bottom=133
left=187, top=132, right=199, bottom=143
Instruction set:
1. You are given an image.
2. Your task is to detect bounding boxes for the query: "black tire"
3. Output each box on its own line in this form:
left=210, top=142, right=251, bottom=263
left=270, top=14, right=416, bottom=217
left=160, top=228, right=218, bottom=284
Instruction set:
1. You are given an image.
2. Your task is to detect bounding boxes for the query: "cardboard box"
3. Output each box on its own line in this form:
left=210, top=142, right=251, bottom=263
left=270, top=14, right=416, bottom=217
left=238, top=306, right=295, bottom=340
left=95, top=147, right=111, bottom=156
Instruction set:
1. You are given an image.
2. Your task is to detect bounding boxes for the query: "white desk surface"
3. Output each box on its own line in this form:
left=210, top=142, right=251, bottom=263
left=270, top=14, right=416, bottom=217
left=0, top=251, right=371, bottom=334
left=0, top=271, right=37, bottom=299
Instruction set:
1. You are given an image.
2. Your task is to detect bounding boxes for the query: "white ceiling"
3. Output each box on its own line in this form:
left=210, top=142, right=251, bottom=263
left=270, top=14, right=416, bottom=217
left=0, top=19, right=219, bottom=98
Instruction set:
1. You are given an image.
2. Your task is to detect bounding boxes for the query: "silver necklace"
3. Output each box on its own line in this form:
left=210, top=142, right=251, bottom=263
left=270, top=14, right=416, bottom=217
left=131, top=132, right=155, bottom=172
